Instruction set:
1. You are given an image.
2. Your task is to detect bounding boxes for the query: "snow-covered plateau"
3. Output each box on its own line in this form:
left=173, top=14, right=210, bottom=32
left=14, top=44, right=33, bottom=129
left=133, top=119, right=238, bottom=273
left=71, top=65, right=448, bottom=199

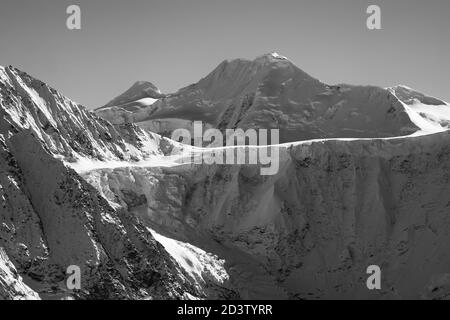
left=1, top=53, right=450, bottom=300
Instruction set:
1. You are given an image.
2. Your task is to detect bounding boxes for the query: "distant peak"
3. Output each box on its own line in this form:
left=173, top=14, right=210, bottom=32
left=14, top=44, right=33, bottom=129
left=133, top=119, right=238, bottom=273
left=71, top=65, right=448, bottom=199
left=130, top=81, right=161, bottom=94
left=268, top=52, right=289, bottom=60
left=101, top=80, right=164, bottom=109
left=255, top=52, right=289, bottom=62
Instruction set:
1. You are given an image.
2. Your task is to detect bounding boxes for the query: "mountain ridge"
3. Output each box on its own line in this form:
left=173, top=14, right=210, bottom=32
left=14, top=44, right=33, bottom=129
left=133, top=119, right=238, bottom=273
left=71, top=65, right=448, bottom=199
left=95, top=53, right=450, bottom=143
left=0, top=64, right=233, bottom=299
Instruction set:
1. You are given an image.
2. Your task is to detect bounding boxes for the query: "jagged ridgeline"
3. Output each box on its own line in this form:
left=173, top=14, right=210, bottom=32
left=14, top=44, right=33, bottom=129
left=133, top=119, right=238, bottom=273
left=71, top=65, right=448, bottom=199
left=0, top=66, right=230, bottom=299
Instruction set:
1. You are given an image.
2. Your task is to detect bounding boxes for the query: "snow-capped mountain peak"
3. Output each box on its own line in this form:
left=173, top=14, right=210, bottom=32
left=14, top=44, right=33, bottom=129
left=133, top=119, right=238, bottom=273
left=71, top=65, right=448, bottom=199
left=97, top=53, right=450, bottom=142
left=252, top=52, right=292, bottom=68
left=258, top=51, right=289, bottom=61
left=101, top=80, right=165, bottom=110
left=269, top=51, right=288, bottom=59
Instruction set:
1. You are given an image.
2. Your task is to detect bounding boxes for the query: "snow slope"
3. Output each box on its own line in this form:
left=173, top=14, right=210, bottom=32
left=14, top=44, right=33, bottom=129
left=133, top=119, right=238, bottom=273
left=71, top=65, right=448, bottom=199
left=0, top=248, right=39, bottom=300
left=148, top=227, right=229, bottom=293
left=389, top=85, right=450, bottom=134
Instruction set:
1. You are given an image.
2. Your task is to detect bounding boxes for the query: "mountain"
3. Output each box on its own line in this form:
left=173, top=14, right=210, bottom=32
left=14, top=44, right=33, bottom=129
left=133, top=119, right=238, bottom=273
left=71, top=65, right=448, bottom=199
left=96, top=52, right=450, bottom=142
left=96, top=81, right=165, bottom=126
left=85, top=130, right=450, bottom=299
left=0, top=66, right=233, bottom=299
left=2, top=56, right=450, bottom=300
left=102, top=80, right=165, bottom=109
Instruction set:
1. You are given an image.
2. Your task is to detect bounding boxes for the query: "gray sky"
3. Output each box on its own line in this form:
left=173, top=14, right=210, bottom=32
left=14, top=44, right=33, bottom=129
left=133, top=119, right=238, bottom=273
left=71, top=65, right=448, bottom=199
left=1, top=0, right=449, bottom=108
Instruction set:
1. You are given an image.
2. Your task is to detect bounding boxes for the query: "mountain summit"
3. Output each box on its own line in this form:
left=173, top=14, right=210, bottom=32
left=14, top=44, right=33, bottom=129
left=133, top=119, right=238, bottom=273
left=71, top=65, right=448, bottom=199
left=101, top=80, right=165, bottom=110
left=96, top=53, right=450, bottom=142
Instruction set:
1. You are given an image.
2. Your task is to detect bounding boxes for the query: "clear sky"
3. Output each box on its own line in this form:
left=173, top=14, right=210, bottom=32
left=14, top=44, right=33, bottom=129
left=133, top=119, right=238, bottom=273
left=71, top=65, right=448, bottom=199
left=1, top=0, right=449, bottom=108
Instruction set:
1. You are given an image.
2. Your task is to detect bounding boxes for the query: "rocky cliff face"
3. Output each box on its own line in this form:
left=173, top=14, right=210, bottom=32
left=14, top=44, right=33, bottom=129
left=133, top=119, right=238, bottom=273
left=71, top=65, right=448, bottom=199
left=0, top=66, right=233, bottom=300
left=0, top=66, right=168, bottom=163
left=0, top=131, right=198, bottom=300
left=82, top=131, right=450, bottom=299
